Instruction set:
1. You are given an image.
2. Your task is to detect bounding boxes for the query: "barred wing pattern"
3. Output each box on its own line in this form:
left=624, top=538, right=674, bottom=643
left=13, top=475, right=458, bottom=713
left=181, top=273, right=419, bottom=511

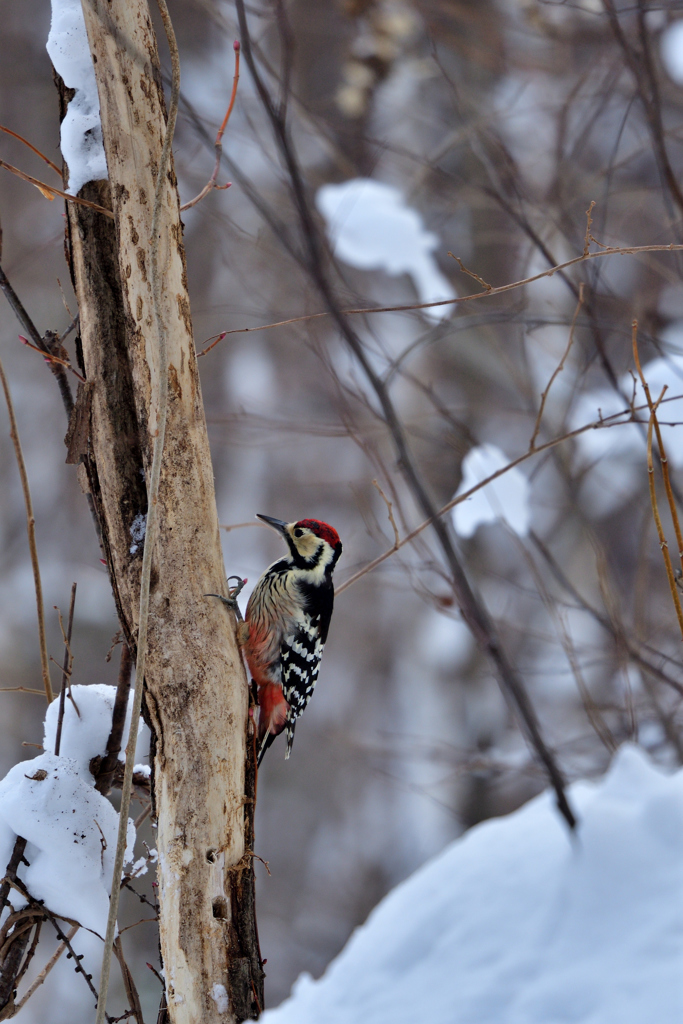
left=280, top=612, right=325, bottom=757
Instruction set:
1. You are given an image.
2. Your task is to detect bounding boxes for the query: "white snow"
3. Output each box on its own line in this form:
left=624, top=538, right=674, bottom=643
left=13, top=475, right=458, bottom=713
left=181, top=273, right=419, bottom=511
left=0, top=753, right=135, bottom=937
left=0, top=685, right=143, bottom=937
left=211, top=983, right=230, bottom=1014
left=46, top=0, right=108, bottom=195
left=43, top=683, right=143, bottom=776
left=316, top=179, right=456, bottom=321
left=261, top=745, right=683, bottom=1024
left=661, top=21, right=683, bottom=84
left=451, top=443, right=530, bottom=538
left=129, top=512, right=147, bottom=555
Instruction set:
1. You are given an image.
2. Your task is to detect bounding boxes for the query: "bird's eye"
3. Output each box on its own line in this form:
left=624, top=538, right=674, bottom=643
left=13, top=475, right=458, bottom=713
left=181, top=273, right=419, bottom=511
left=294, top=528, right=304, bottom=537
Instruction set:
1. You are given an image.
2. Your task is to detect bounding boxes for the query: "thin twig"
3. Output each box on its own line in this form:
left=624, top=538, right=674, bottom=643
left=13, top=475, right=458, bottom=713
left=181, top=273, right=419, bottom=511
left=529, top=283, right=585, bottom=450
left=0, top=158, right=114, bottom=217
left=583, top=201, right=596, bottom=257
left=530, top=530, right=683, bottom=699
left=644, top=387, right=683, bottom=640
left=219, top=520, right=268, bottom=532
left=447, top=252, right=492, bottom=291
left=180, top=41, right=239, bottom=211
left=54, top=583, right=77, bottom=757
left=19, top=334, right=86, bottom=382
left=335, top=394, right=668, bottom=597
left=0, top=837, right=27, bottom=915
left=95, top=2, right=180, bottom=1019
left=0, top=124, right=62, bottom=175
left=196, top=241, right=683, bottom=356
left=113, top=937, right=145, bottom=1024
left=9, top=876, right=109, bottom=1017
left=632, top=320, right=683, bottom=575
left=133, top=803, right=152, bottom=830
left=371, top=479, right=400, bottom=549
left=13, top=924, right=79, bottom=1011
left=0, top=358, right=52, bottom=703
left=0, top=687, right=45, bottom=695
left=0, top=262, right=74, bottom=418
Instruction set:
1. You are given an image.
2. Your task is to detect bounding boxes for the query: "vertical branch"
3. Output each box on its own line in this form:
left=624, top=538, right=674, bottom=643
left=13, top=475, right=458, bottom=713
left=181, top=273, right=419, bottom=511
left=0, top=357, right=52, bottom=703
left=95, top=643, right=133, bottom=795
left=643, top=388, right=683, bottom=640
left=95, top=1, right=179, bottom=1018
left=54, top=581, right=77, bottom=757
left=632, top=321, right=683, bottom=574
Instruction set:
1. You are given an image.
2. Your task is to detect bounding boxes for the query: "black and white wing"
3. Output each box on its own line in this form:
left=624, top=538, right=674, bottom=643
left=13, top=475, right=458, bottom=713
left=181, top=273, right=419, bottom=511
left=280, top=613, right=325, bottom=758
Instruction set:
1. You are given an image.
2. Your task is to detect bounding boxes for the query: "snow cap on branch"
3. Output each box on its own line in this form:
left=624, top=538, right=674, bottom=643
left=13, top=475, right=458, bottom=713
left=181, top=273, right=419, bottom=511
left=316, top=178, right=456, bottom=322
left=43, top=683, right=143, bottom=776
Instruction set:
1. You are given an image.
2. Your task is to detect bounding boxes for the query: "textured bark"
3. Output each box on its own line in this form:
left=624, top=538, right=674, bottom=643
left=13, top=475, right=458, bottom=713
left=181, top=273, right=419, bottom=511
left=61, top=1, right=264, bottom=1019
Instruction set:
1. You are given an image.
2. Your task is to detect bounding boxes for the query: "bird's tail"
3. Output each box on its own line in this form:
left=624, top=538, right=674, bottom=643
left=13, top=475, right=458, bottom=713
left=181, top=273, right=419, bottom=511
left=284, top=719, right=296, bottom=760
left=257, top=731, right=276, bottom=767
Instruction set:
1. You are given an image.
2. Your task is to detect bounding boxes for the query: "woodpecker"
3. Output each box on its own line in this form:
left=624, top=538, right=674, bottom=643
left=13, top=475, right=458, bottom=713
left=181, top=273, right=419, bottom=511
left=241, top=514, right=342, bottom=765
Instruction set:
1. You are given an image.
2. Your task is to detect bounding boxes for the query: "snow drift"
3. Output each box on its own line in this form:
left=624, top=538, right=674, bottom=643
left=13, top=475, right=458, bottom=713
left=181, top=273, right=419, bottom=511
left=262, top=744, right=683, bottom=1024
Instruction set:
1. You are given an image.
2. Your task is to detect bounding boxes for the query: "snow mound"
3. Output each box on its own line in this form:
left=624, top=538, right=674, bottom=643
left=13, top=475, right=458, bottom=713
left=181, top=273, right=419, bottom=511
left=0, top=753, right=135, bottom=937
left=262, top=745, right=683, bottom=1024
left=46, top=0, right=108, bottom=194
left=316, top=178, right=456, bottom=322
left=452, top=443, right=530, bottom=538
left=0, top=685, right=143, bottom=937
left=44, top=683, right=143, bottom=775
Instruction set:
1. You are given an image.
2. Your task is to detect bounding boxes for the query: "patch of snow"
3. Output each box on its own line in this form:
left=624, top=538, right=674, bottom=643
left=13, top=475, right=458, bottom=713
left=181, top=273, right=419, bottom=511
left=451, top=443, right=530, bottom=538
left=46, top=0, right=108, bottom=195
left=0, top=752, right=135, bottom=937
left=261, top=745, right=683, bottom=1024
left=316, top=178, right=456, bottom=322
left=661, top=21, right=683, bottom=84
left=211, top=983, right=230, bottom=1014
left=43, top=684, right=143, bottom=776
left=129, top=512, right=147, bottom=555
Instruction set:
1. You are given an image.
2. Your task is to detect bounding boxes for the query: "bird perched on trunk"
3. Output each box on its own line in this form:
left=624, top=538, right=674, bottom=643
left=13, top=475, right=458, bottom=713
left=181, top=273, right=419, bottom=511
left=236, top=515, right=342, bottom=765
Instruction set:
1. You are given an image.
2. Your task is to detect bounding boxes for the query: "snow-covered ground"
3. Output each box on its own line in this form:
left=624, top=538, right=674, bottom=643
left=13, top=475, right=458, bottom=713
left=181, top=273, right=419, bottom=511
left=262, top=744, right=683, bottom=1024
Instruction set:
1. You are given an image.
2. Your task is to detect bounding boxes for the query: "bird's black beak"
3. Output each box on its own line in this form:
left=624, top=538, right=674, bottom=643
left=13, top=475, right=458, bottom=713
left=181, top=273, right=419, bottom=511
left=256, top=514, right=289, bottom=535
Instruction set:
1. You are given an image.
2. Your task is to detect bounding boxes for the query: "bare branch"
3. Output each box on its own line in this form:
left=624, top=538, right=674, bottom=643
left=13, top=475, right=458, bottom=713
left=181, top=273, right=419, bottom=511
left=0, top=358, right=52, bottom=702
left=179, top=41, right=239, bottom=212
left=54, top=583, right=77, bottom=757
left=14, top=925, right=79, bottom=1012
left=197, top=241, right=683, bottom=355
left=529, top=282, right=585, bottom=451
left=0, top=158, right=114, bottom=217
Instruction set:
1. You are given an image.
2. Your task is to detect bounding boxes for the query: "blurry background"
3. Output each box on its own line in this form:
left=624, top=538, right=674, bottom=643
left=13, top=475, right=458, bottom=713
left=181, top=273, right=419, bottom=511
left=3, top=0, right=683, bottom=1019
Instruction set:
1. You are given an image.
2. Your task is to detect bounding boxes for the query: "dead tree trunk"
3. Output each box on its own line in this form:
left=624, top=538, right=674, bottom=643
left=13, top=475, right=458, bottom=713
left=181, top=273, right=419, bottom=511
left=60, top=0, right=264, bottom=1019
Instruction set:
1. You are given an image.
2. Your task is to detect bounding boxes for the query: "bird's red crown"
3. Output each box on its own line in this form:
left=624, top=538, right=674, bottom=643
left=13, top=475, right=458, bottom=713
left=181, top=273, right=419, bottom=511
left=295, top=519, right=341, bottom=549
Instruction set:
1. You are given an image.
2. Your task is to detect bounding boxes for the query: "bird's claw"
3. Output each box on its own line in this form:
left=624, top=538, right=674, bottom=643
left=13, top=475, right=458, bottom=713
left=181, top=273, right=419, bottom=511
left=205, top=576, right=247, bottom=620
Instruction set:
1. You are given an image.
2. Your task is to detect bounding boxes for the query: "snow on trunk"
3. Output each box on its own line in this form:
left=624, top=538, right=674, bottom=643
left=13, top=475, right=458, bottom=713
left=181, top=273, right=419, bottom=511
left=46, top=0, right=108, bottom=194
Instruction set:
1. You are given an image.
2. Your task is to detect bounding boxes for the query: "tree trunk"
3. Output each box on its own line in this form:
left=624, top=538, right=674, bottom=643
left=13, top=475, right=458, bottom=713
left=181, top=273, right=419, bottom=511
left=60, top=0, right=264, bottom=1019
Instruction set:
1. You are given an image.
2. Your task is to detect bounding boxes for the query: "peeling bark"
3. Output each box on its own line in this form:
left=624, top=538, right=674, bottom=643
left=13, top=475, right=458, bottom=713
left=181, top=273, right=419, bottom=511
left=58, top=0, right=264, bottom=1019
